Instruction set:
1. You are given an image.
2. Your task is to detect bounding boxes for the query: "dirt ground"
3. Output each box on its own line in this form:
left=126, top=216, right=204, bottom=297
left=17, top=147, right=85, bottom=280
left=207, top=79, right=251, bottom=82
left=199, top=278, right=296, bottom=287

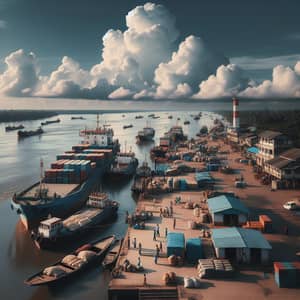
left=109, top=138, right=300, bottom=299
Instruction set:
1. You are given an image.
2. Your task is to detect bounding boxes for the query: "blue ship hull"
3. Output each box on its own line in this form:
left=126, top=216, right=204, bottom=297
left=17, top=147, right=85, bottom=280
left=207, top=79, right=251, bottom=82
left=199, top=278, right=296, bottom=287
left=11, top=166, right=107, bottom=230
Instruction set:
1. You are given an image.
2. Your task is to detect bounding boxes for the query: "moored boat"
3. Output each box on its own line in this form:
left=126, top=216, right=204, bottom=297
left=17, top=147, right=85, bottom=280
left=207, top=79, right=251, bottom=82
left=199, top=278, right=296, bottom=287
left=136, top=126, right=155, bottom=143
left=32, top=192, right=119, bottom=250
left=71, top=116, right=85, bottom=120
left=135, top=115, right=144, bottom=119
left=24, top=235, right=115, bottom=286
left=11, top=116, right=119, bottom=230
left=102, top=238, right=124, bottom=270
left=123, top=124, right=133, bottom=129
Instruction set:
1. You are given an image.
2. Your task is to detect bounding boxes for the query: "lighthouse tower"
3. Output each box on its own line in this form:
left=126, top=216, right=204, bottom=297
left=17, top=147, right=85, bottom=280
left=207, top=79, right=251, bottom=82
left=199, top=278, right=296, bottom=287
left=232, top=97, right=240, bottom=130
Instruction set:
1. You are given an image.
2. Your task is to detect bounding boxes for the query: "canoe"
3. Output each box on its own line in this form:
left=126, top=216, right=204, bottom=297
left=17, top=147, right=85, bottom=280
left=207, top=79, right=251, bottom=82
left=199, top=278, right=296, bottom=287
left=102, top=238, right=124, bottom=270
left=25, top=235, right=115, bottom=286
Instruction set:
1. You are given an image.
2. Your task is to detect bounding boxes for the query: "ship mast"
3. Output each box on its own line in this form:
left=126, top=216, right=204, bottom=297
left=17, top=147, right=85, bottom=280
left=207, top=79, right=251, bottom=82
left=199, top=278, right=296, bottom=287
left=39, top=158, right=45, bottom=197
left=96, top=113, right=100, bottom=131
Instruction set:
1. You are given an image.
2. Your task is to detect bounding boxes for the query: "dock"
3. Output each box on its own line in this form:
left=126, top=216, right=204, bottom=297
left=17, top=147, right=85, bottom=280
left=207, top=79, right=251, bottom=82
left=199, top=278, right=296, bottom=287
left=108, top=136, right=300, bottom=300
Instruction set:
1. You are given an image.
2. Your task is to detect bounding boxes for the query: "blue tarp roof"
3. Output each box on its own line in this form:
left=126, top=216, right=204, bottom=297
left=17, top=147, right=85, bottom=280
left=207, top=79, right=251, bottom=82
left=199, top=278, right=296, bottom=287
left=247, top=147, right=259, bottom=154
left=186, top=238, right=202, bottom=247
left=208, top=195, right=249, bottom=215
left=211, top=227, right=272, bottom=249
left=167, top=232, right=185, bottom=249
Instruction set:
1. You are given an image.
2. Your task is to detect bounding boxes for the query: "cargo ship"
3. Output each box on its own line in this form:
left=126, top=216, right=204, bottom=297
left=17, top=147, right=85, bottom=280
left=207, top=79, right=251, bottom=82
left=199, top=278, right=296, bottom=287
left=123, top=124, right=133, bottom=129
left=18, top=127, right=44, bottom=139
left=5, top=124, right=24, bottom=132
left=41, top=118, right=60, bottom=126
left=11, top=116, right=120, bottom=229
left=136, top=126, right=155, bottom=143
left=108, top=149, right=138, bottom=179
left=31, top=192, right=119, bottom=250
left=71, top=116, right=85, bottom=120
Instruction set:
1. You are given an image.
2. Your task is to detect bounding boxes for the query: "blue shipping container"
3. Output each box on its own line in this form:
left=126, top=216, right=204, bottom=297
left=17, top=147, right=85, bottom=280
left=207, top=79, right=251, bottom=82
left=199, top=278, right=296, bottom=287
left=167, top=232, right=185, bottom=257
left=186, top=238, right=202, bottom=264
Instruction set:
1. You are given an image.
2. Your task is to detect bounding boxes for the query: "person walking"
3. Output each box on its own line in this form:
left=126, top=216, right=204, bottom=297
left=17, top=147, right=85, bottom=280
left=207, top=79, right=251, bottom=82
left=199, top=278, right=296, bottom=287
left=155, top=244, right=160, bottom=257
left=127, top=235, right=130, bottom=249
left=159, top=207, right=163, bottom=217
left=133, top=237, right=137, bottom=248
left=153, top=229, right=156, bottom=241
left=137, top=256, right=141, bottom=268
left=159, top=241, right=163, bottom=253
left=156, top=224, right=160, bottom=237
left=165, top=227, right=168, bottom=237
left=170, top=205, right=173, bottom=217
left=138, top=242, right=142, bottom=255
left=173, top=217, right=176, bottom=229
left=143, top=273, right=147, bottom=286
left=154, top=254, right=158, bottom=264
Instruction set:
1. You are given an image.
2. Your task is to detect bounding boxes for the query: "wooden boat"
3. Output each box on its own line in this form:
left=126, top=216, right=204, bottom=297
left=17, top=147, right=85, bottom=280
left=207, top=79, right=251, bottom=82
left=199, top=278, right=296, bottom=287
left=123, top=124, right=133, bottom=129
left=24, top=235, right=115, bottom=286
left=102, top=238, right=124, bottom=269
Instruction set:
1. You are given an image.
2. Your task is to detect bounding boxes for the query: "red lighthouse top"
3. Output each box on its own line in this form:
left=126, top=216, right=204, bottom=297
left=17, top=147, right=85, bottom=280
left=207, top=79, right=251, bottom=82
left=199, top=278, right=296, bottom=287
left=233, top=97, right=239, bottom=106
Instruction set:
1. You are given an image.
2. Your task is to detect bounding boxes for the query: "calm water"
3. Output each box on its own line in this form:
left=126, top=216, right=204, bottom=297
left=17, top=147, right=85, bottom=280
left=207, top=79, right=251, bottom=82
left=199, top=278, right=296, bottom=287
left=0, top=111, right=219, bottom=300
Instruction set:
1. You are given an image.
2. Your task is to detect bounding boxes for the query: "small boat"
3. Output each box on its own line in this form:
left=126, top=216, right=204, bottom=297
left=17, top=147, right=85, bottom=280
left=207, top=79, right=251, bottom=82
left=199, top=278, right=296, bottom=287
left=193, top=116, right=200, bottom=120
left=184, top=121, right=190, bottom=125
left=18, top=127, right=44, bottom=139
left=168, top=115, right=173, bottom=119
left=102, top=238, right=124, bottom=270
left=122, top=114, right=125, bottom=117
left=177, top=117, right=181, bottom=120
left=135, top=115, right=144, bottom=119
left=41, top=118, right=60, bottom=126
left=5, top=124, right=24, bottom=132
left=123, top=124, right=133, bottom=129
left=24, top=235, right=115, bottom=286
left=71, top=116, right=85, bottom=120
left=148, top=114, right=155, bottom=118
left=136, top=126, right=155, bottom=143
left=152, top=116, right=160, bottom=119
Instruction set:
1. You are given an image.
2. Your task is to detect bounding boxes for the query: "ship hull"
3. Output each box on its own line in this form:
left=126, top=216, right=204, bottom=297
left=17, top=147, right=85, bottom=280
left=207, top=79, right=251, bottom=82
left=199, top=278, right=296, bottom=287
left=108, top=159, right=138, bottom=179
left=33, top=205, right=118, bottom=250
left=11, top=166, right=108, bottom=230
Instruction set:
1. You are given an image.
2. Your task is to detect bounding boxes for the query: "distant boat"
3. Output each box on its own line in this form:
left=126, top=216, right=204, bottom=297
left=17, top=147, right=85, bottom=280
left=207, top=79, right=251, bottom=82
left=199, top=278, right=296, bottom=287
left=24, top=235, right=115, bottom=286
left=122, top=114, right=125, bottom=117
left=71, top=116, right=85, bottom=120
left=148, top=114, right=155, bottom=118
left=184, top=121, right=190, bottom=125
left=152, top=115, right=160, bottom=119
left=193, top=116, right=200, bottom=120
left=102, top=238, right=124, bottom=270
left=41, top=118, right=60, bottom=126
left=135, top=115, right=144, bottom=119
left=177, top=117, right=181, bottom=120
left=136, top=126, right=155, bottom=143
left=168, top=115, right=173, bottom=119
left=123, top=124, right=133, bottom=129
left=18, top=127, right=44, bottom=139
left=5, top=124, right=24, bottom=132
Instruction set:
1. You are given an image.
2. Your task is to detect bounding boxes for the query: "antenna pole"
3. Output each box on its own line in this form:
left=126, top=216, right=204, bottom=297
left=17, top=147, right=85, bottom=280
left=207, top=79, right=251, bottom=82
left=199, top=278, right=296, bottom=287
left=96, top=114, right=99, bottom=131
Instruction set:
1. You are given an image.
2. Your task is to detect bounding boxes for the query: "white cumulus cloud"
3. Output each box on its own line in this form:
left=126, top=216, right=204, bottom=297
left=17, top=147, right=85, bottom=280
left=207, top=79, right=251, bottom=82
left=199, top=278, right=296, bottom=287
left=241, top=62, right=300, bottom=98
left=154, top=35, right=229, bottom=98
left=0, top=49, right=39, bottom=96
left=193, top=64, right=250, bottom=99
left=108, top=87, right=134, bottom=99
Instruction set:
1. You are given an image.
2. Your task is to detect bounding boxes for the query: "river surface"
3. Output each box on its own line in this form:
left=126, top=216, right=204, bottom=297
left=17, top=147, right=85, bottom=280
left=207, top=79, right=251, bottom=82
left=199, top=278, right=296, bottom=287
left=0, top=111, right=219, bottom=300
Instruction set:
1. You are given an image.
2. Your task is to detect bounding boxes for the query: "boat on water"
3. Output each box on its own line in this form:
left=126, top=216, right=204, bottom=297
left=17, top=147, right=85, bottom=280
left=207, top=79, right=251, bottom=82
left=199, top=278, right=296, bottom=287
left=165, top=126, right=187, bottom=143
left=18, top=127, right=44, bottom=139
left=184, top=120, right=190, bottom=125
left=71, top=116, right=85, bottom=120
left=148, top=114, right=155, bottom=118
left=136, top=126, right=155, bottom=143
left=25, top=235, right=115, bottom=286
left=135, top=115, right=144, bottom=119
left=31, top=193, right=119, bottom=250
left=168, top=115, right=173, bottom=119
left=135, top=160, right=152, bottom=178
left=193, top=115, right=200, bottom=120
left=41, top=118, right=60, bottom=126
left=123, top=124, right=133, bottom=129
left=152, top=115, right=160, bottom=119
left=108, top=150, right=138, bottom=179
left=5, top=124, right=24, bottom=132
left=11, top=116, right=120, bottom=229
left=102, top=238, right=124, bottom=270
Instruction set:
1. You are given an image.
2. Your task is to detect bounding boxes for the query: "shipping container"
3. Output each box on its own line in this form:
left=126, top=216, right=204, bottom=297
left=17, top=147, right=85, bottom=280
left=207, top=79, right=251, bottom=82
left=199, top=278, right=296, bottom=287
left=167, top=232, right=185, bottom=257
left=186, top=238, right=202, bottom=264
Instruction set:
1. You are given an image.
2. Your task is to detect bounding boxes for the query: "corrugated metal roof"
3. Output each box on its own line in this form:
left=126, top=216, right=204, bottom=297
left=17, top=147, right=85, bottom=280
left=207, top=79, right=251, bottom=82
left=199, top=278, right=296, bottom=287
left=212, top=227, right=272, bottom=250
left=259, top=130, right=284, bottom=139
left=267, top=148, right=300, bottom=169
left=167, top=232, right=185, bottom=248
left=208, top=195, right=249, bottom=215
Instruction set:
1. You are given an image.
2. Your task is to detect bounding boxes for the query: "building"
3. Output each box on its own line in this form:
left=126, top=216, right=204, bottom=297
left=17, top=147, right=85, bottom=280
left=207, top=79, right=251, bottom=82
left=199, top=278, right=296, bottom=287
left=263, top=148, right=300, bottom=188
left=207, top=195, right=249, bottom=226
left=256, top=130, right=292, bottom=168
left=239, top=132, right=258, bottom=147
left=211, top=227, right=272, bottom=264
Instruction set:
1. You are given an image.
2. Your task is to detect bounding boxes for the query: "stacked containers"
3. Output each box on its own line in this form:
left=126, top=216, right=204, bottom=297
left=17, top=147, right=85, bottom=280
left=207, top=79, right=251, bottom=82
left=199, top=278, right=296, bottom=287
left=186, top=238, right=203, bottom=264
left=259, top=215, right=272, bottom=233
left=274, top=262, right=298, bottom=288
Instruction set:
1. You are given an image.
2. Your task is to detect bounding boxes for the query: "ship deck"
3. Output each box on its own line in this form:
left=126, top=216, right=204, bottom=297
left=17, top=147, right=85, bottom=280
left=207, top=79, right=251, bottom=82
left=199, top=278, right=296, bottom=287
left=63, top=207, right=103, bottom=231
left=23, top=183, right=79, bottom=199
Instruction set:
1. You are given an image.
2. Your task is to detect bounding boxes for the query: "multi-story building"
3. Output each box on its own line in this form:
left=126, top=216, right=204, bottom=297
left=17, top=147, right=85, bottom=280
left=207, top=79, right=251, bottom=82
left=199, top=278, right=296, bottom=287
left=256, top=130, right=292, bottom=168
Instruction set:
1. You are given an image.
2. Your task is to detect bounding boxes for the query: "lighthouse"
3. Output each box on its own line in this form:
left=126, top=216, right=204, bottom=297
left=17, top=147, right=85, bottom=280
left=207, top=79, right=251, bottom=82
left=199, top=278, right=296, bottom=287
left=232, top=97, right=240, bottom=130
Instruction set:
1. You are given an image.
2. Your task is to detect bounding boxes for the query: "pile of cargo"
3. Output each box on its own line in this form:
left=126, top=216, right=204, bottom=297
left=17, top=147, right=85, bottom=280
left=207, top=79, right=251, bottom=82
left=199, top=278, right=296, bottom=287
left=44, top=159, right=93, bottom=184
left=197, top=259, right=234, bottom=278
left=243, top=215, right=272, bottom=233
left=274, top=262, right=300, bottom=288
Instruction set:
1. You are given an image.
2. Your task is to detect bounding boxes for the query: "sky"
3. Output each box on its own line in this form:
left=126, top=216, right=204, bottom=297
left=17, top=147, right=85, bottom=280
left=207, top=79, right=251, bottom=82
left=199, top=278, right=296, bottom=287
left=0, top=0, right=300, bottom=102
